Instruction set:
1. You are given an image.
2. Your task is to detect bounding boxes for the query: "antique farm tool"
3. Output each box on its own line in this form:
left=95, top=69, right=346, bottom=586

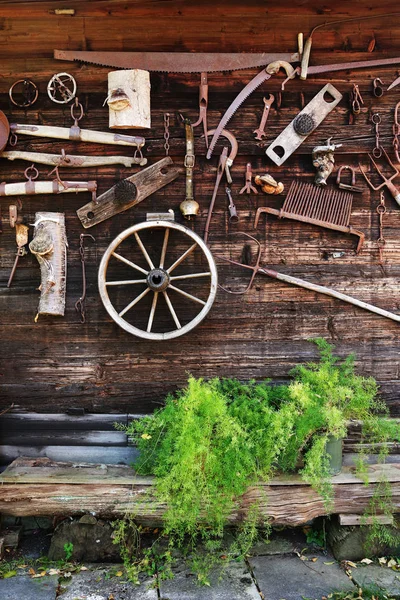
left=371, top=113, right=383, bottom=159
left=373, top=78, right=385, bottom=98
left=205, top=128, right=238, bottom=184
left=75, top=233, right=96, bottom=324
left=217, top=232, right=400, bottom=323
left=0, top=149, right=141, bottom=168
left=208, top=56, right=400, bottom=157
left=7, top=222, right=29, bottom=288
left=9, top=98, right=146, bottom=158
left=47, top=72, right=77, bottom=103
left=77, top=157, right=180, bottom=228
left=179, top=116, right=199, bottom=220
left=225, top=187, right=239, bottom=223
left=9, top=79, right=38, bottom=108
left=312, top=140, right=342, bottom=186
left=359, top=147, right=400, bottom=206
left=29, top=212, right=67, bottom=319
left=192, top=73, right=208, bottom=146
left=204, top=147, right=230, bottom=244
left=376, top=191, right=387, bottom=264
left=388, top=72, right=400, bottom=91
left=253, top=94, right=274, bottom=141
left=336, top=166, right=363, bottom=193
left=0, top=165, right=97, bottom=198
left=254, top=180, right=365, bottom=254
left=54, top=49, right=300, bottom=73
left=393, top=101, right=400, bottom=163
left=98, top=215, right=218, bottom=340
left=266, top=85, right=342, bottom=166
left=239, top=163, right=258, bottom=195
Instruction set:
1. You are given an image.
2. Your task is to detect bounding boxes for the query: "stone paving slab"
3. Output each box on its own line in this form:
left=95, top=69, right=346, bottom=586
left=0, top=574, right=58, bottom=600
left=249, top=553, right=355, bottom=600
left=351, top=565, right=400, bottom=598
left=159, top=560, right=260, bottom=599
left=60, top=567, right=158, bottom=600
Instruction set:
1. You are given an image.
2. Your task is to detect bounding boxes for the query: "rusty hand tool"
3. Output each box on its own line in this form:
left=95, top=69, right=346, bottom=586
left=373, top=78, right=385, bottom=98
left=336, top=165, right=363, bottom=193
left=75, top=233, right=96, bottom=323
left=192, top=73, right=209, bottom=147
left=215, top=231, right=400, bottom=323
left=205, top=129, right=238, bottom=184
left=376, top=191, right=387, bottom=264
left=204, top=147, right=229, bottom=244
left=253, top=94, right=274, bottom=140
left=393, top=102, right=400, bottom=163
left=225, top=187, right=239, bottom=223
left=359, top=147, right=400, bottom=206
left=7, top=223, right=29, bottom=288
left=239, top=163, right=258, bottom=195
left=254, top=180, right=365, bottom=254
left=208, top=54, right=400, bottom=158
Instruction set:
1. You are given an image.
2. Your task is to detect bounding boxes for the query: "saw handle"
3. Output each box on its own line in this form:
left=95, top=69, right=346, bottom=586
left=300, top=36, right=312, bottom=80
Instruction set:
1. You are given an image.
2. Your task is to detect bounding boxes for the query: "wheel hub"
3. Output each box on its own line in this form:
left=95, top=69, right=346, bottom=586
left=146, top=268, right=170, bottom=291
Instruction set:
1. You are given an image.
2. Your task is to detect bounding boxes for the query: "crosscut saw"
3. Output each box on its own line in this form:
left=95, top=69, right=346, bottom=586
left=206, top=55, right=400, bottom=157
left=54, top=50, right=300, bottom=73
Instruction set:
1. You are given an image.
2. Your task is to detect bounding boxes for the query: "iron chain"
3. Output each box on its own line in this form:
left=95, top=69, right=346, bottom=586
left=376, top=190, right=387, bottom=264
left=372, top=112, right=382, bottom=158
left=164, top=113, right=170, bottom=156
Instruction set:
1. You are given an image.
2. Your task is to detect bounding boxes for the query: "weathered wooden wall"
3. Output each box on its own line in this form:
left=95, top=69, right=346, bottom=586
left=0, top=1, right=400, bottom=416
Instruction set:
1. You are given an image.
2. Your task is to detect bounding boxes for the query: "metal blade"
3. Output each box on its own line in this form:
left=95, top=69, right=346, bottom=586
left=207, top=68, right=271, bottom=158
left=308, top=55, right=400, bottom=75
left=388, top=74, right=400, bottom=91
left=54, top=50, right=300, bottom=73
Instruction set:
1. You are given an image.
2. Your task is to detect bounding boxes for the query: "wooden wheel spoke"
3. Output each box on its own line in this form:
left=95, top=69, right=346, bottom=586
left=170, top=272, right=211, bottom=281
left=112, top=252, right=149, bottom=275
left=134, top=232, right=155, bottom=270
left=159, top=228, right=170, bottom=269
left=167, top=243, right=198, bottom=274
left=119, top=287, right=150, bottom=317
left=169, top=284, right=206, bottom=306
left=147, top=292, right=159, bottom=332
left=163, top=291, right=181, bottom=329
left=106, top=279, right=147, bottom=286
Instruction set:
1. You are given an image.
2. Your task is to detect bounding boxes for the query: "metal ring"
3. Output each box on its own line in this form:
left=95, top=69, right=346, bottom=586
left=9, top=79, right=38, bottom=108
left=47, top=72, right=77, bottom=104
left=371, top=113, right=381, bottom=124
left=372, top=147, right=382, bottom=158
left=24, top=165, right=39, bottom=180
left=70, top=98, right=84, bottom=122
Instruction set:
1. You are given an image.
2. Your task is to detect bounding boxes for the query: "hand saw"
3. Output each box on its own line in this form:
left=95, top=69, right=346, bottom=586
left=54, top=50, right=300, bottom=73
left=207, top=55, right=400, bottom=158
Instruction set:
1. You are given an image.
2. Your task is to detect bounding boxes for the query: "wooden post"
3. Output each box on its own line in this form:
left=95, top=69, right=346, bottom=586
left=29, top=212, right=67, bottom=318
left=107, top=69, right=151, bottom=129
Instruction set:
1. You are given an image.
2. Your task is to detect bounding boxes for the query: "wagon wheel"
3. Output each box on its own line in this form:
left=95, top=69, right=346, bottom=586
left=98, top=220, right=218, bottom=340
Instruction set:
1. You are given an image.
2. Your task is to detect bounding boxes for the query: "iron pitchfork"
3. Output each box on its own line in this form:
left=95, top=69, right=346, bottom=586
left=75, top=233, right=95, bottom=323
left=216, top=232, right=400, bottom=323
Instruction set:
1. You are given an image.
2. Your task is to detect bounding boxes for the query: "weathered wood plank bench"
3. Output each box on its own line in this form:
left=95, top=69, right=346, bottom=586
left=1, top=457, right=399, bottom=527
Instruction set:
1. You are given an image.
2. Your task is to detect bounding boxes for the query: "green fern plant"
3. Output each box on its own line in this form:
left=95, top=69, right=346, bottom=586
left=116, top=339, right=399, bottom=583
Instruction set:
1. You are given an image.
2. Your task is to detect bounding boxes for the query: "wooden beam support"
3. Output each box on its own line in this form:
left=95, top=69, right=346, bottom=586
left=0, top=458, right=399, bottom=526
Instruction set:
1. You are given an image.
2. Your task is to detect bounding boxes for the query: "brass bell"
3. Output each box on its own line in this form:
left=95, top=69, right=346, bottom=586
left=107, top=87, right=130, bottom=111
left=179, top=198, right=200, bottom=220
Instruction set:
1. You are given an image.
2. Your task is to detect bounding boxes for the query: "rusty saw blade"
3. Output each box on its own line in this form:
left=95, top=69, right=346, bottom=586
left=208, top=54, right=400, bottom=157
left=54, top=50, right=300, bottom=73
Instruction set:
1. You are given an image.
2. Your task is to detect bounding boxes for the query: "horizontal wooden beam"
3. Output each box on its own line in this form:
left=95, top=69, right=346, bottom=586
left=0, top=458, right=398, bottom=526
